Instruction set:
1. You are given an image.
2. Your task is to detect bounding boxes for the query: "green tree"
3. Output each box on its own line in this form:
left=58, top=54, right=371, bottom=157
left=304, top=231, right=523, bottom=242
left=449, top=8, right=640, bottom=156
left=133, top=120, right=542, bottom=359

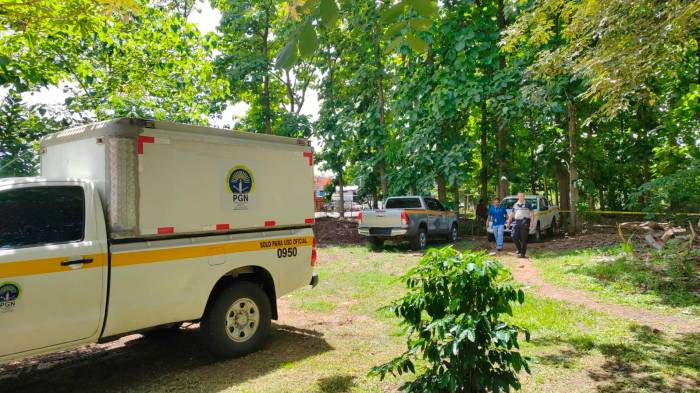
left=55, top=4, right=228, bottom=123
left=0, top=93, right=65, bottom=177
left=215, top=0, right=315, bottom=135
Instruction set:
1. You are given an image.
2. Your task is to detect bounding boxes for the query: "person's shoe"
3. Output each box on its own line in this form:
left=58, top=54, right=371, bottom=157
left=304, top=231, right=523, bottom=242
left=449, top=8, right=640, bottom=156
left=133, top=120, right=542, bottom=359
left=518, top=254, right=527, bottom=259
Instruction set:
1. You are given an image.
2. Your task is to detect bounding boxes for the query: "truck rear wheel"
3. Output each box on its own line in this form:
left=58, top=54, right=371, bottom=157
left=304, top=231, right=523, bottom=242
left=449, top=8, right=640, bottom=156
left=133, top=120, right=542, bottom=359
left=532, top=222, right=542, bottom=243
left=411, top=227, right=428, bottom=251
left=201, top=281, right=271, bottom=358
left=447, top=224, right=459, bottom=243
left=368, top=236, right=385, bottom=251
left=548, top=218, right=559, bottom=236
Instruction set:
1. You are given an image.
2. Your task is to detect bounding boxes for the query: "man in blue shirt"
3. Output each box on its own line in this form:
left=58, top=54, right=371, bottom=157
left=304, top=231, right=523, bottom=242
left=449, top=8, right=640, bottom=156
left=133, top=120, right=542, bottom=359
left=487, top=197, right=508, bottom=251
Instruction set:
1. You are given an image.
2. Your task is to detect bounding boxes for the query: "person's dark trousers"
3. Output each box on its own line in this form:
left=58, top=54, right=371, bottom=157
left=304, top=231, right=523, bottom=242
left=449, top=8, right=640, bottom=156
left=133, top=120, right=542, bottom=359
left=512, top=219, right=530, bottom=256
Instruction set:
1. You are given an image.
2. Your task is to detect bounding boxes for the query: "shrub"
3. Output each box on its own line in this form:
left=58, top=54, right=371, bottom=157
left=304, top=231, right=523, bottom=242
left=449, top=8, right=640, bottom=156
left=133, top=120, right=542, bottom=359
left=371, top=247, right=530, bottom=393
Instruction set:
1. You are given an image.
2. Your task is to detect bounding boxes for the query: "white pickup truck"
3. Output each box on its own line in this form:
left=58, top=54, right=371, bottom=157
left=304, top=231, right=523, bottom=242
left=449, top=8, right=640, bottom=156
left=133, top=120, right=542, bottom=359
left=0, top=118, right=318, bottom=364
left=486, top=194, right=561, bottom=242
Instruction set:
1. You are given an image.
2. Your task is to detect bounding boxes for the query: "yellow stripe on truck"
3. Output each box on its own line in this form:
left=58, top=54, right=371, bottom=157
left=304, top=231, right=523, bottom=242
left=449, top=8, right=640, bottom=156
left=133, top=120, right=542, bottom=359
left=0, top=254, right=107, bottom=279
left=0, top=236, right=314, bottom=278
left=112, top=236, right=315, bottom=267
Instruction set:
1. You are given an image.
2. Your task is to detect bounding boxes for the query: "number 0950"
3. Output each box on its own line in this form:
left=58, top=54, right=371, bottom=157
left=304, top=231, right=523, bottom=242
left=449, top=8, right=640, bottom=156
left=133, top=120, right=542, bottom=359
left=276, top=247, right=298, bottom=258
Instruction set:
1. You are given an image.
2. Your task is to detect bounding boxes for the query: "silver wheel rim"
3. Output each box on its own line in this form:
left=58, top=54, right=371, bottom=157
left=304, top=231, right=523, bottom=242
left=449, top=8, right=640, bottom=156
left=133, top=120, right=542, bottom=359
left=451, top=227, right=458, bottom=242
left=419, top=232, right=427, bottom=249
left=225, top=298, right=260, bottom=343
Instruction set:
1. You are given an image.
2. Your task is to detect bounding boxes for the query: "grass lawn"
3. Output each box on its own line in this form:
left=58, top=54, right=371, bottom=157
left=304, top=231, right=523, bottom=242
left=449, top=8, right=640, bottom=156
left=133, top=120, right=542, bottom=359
left=531, top=246, right=700, bottom=318
left=3, top=243, right=699, bottom=392
left=280, top=244, right=700, bottom=392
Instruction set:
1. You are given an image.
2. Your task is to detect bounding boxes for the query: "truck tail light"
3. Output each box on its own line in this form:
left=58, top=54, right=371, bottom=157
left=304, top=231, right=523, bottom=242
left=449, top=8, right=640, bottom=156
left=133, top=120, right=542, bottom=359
left=401, top=211, right=410, bottom=226
left=311, top=238, right=317, bottom=267
left=358, top=211, right=363, bottom=224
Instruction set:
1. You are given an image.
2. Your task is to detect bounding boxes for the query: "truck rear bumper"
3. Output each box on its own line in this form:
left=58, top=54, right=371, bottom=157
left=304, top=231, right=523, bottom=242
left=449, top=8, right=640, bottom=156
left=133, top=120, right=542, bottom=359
left=309, top=272, right=319, bottom=288
left=358, top=228, right=408, bottom=237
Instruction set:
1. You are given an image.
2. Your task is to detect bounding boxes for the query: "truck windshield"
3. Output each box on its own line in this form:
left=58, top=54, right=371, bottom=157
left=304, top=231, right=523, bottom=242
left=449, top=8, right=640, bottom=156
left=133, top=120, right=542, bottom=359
left=0, top=186, right=85, bottom=248
left=385, top=198, right=422, bottom=209
left=503, top=198, right=537, bottom=209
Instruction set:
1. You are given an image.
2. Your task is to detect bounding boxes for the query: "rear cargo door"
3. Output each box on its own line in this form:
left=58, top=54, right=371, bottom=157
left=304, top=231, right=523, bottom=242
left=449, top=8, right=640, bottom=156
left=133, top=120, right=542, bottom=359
left=0, top=184, right=107, bottom=357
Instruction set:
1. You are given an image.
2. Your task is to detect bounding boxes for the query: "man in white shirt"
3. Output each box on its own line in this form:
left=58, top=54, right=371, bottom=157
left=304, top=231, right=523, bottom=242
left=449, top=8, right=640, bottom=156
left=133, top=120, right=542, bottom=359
left=507, top=192, right=535, bottom=258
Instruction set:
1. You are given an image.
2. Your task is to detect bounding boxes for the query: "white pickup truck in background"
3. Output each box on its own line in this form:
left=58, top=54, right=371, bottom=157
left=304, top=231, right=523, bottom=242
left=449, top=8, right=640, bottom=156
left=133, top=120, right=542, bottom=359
left=0, top=118, right=318, bottom=364
left=486, top=194, right=561, bottom=242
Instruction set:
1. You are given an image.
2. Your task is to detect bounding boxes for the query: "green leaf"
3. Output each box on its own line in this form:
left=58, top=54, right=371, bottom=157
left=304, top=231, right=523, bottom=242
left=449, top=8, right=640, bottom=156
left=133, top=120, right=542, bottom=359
left=298, top=21, right=318, bottom=58
left=319, top=0, right=339, bottom=28
left=0, top=55, right=10, bottom=68
left=386, top=36, right=404, bottom=52
left=405, top=34, right=428, bottom=52
left=382, top=1, right=407, bottom=23
left=517, top=289, right=525, bottom=304
left=409, top=0, right=438, bottom=18
left=408, top=17, right=432, bottom=32
left=383, top=21, right=408, bottom=40
left=299, top=0, right=320, bottom=13
left=276, top=39, right=299, bottom=70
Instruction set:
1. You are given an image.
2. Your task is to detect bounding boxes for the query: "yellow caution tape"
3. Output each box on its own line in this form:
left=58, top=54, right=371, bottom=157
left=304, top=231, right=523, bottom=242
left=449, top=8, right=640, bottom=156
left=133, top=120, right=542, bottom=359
left=556, top=210, right=700, bottom=216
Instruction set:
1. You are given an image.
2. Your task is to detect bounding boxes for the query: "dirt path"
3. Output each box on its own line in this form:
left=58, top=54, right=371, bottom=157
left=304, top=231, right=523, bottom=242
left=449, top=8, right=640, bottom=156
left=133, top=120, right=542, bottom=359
left=492, top=243, right=700, bottom=334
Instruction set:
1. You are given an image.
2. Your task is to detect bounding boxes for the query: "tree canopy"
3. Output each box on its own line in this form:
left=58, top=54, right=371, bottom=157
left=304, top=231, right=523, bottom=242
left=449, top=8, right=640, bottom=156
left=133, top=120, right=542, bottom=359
left=0, top=0, right=697, bottom=224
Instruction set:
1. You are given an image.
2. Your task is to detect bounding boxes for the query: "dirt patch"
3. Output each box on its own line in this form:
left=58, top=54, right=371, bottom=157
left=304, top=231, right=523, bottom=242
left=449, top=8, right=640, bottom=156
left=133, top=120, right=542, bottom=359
left=314, top=217, right=365, bottom=246
left=467, top=232, right=700, bottom=333
left=495, top=249, right=700, bottom=334
left=469, top=233, right=621, bottom=253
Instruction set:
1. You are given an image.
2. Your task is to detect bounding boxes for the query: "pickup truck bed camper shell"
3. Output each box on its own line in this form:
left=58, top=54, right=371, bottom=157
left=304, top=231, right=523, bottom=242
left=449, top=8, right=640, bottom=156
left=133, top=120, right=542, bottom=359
left=0, top=118, right=318, bottom=364
left=40, top=118, right=315, bottom=240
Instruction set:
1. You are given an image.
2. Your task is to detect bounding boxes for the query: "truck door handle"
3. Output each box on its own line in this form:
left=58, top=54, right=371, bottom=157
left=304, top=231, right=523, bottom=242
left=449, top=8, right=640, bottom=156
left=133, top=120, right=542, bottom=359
left=61, top=258, right=94, bottom=266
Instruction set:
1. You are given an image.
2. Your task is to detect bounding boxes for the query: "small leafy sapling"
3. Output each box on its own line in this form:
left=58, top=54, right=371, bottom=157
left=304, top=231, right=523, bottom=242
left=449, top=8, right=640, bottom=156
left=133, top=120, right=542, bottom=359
left=371, top=247, right=530, bottom=393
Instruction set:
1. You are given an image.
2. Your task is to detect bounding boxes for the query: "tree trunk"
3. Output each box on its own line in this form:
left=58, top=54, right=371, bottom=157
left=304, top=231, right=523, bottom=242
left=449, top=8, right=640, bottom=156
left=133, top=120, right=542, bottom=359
left=499, top=177, right=509, bottom=198
left=480, top=100, right=489, bottom=201
left=285, top=69, right=295, bottom=114
left=598, top=189, right=605, bottom=210
left=436, top=175, right=447, bottom=202
left=495, top=0, right=508, bottom=199
left=530, top=150, right=537, bottom=194
left=556, top=164, right=569, bottom=211
left=374, top=23, right=388, bottom=197
left=567, top=97, right=579, bottom=233
left=452, top=183, right=460, bottom=211
left=587, top=163, right=594, bottom=210
left=262, top=10, right=272, bottom=134
left=337, top=173, right=345, bottom=217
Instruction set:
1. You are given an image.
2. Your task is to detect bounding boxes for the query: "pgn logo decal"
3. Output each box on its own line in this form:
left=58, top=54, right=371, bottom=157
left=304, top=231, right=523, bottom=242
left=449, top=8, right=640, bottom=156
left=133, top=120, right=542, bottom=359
left=0, top=282, right=21, bottom=313
left=227, top=165, right=254, bottom=210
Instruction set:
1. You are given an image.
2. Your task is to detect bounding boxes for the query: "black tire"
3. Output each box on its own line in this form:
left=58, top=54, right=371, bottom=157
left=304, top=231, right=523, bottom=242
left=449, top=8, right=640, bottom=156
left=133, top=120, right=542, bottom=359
left=447, top=224, right=459, bottom=243
left=368, top=236, right=385, bottom=251
left=533, top=222, right=542, bottom=243
left=201, top=281, right=271, bottom=358
left=410, top=226, right=428, bottom=251
left=548, top=218, right=559, bottom=236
